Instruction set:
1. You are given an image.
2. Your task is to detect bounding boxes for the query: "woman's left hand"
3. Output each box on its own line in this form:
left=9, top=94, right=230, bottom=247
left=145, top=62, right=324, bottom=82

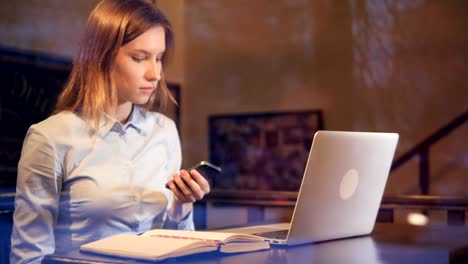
left=167, top=169, right=210, bottom=203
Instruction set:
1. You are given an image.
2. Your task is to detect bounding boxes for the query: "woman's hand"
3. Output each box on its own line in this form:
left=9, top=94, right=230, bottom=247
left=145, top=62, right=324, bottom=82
left=167, top=169, right=210, bottom=203
left=167, top=169, right=210, bottom=221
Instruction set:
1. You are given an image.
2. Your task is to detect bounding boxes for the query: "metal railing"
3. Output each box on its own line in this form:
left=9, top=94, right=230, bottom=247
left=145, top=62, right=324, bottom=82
left=390, top=110, right=468, bottom=195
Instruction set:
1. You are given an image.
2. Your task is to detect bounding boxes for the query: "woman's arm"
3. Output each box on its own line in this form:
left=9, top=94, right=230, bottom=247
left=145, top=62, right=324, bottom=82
left=10, top=127, right=62, bottom=264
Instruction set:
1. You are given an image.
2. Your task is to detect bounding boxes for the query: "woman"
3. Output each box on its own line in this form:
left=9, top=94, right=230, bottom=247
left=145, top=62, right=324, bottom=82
left=10, top=1, right=210, bottom=263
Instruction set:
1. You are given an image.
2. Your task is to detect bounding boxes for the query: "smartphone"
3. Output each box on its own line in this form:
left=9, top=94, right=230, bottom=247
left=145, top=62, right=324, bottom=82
left=165, top=161, right=222, bottom=190
left=189, top=161, right=222, bottom=178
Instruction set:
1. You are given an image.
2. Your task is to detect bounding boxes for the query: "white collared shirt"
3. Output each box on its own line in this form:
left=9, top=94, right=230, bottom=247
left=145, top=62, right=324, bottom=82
left=10, top=106, right=193, bottom=264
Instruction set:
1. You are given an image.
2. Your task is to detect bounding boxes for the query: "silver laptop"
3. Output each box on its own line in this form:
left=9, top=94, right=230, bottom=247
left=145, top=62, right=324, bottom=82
left=219, top=130, right=399, bottom=245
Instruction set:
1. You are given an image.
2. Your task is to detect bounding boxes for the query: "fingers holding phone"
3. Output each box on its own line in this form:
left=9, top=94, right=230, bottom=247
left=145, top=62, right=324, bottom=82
left=187, top=169, right=210, bottom=196
left=168, top=170, right=208, bottom=203
left=165, top=170, right=189, bottom=194
left=167, top=170, right=194, bottom=203
left=166, top=161, right=220, bottom=203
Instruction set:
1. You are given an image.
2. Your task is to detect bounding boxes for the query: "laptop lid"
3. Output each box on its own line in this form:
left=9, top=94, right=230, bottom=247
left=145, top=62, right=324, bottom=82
left=218, top=131, right=399, bottom=245
left=284, top=130, right=399, bottom=245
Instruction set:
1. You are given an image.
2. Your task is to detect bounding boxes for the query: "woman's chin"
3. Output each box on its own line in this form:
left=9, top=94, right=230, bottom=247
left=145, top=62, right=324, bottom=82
left=133, top=96, right=152, bottom=105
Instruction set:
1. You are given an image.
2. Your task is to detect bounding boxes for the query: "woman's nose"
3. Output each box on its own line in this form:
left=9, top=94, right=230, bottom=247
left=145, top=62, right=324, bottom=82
left=146, top=62, right=161, bottom=81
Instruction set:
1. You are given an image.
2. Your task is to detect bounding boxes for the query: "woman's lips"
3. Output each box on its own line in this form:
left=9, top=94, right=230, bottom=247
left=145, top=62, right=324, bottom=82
left=140, top=87, right=154, bottom=93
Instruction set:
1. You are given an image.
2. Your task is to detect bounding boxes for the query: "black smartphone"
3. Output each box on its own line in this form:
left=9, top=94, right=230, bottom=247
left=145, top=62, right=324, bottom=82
left=165, top=161, right=222, bottom=190
left=189, top=161, right=222, bottom=179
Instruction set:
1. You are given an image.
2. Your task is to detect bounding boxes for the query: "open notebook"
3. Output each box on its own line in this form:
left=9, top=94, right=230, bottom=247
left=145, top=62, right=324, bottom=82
left=80, top=229, right=269, bottom=261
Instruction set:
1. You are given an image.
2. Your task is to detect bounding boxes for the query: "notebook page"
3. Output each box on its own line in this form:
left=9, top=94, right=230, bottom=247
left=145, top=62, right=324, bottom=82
left=143, top=229, right=264, bottom=243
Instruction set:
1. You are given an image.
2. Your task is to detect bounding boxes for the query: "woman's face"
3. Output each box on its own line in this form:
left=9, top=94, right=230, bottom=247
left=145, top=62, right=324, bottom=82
left=111, top=26, right=166, bottom=106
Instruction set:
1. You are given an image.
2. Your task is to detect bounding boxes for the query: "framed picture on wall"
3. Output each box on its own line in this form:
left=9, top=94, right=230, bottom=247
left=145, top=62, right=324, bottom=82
left=209, top=110, right=324, bottom=192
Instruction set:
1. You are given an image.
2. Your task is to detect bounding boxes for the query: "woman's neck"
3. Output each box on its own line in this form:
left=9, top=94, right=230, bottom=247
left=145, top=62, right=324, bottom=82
left=110, top=102, right=133, bottom=124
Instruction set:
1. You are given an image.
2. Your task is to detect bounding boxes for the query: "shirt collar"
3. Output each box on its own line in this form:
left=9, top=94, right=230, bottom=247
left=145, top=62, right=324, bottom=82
left=96, top=106, right=147, bottom=138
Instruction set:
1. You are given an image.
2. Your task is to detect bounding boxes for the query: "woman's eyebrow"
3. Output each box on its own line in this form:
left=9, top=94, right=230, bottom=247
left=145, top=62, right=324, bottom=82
left=130, top=49, right=151, bottom=55
left=130, top=49, right=166, bottom=56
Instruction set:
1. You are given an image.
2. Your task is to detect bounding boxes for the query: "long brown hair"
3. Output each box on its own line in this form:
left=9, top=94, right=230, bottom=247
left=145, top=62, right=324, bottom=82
left=55, top=0, right=175, bottom=129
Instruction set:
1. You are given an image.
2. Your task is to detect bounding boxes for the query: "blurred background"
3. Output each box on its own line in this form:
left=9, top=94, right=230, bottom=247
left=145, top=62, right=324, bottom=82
left=0, top=0, right=467, bottom=261
left=1, top=0, right=466, bottom=195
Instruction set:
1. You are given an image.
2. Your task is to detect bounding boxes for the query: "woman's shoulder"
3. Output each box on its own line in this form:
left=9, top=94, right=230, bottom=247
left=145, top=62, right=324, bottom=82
left=140, top=109, right=177, bottom=129
left=29, top=111, right=87, bottom=137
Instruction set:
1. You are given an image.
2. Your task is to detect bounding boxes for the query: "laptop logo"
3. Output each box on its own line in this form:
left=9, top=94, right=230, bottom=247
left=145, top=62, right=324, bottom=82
left=339, top=168, right=359, bottom=200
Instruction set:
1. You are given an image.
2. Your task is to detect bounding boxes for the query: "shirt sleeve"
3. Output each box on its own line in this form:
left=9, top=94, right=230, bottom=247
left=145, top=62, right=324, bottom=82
left=162, top=120, right=195, bottom=231
left=10, top=126, right=62, bottom=264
